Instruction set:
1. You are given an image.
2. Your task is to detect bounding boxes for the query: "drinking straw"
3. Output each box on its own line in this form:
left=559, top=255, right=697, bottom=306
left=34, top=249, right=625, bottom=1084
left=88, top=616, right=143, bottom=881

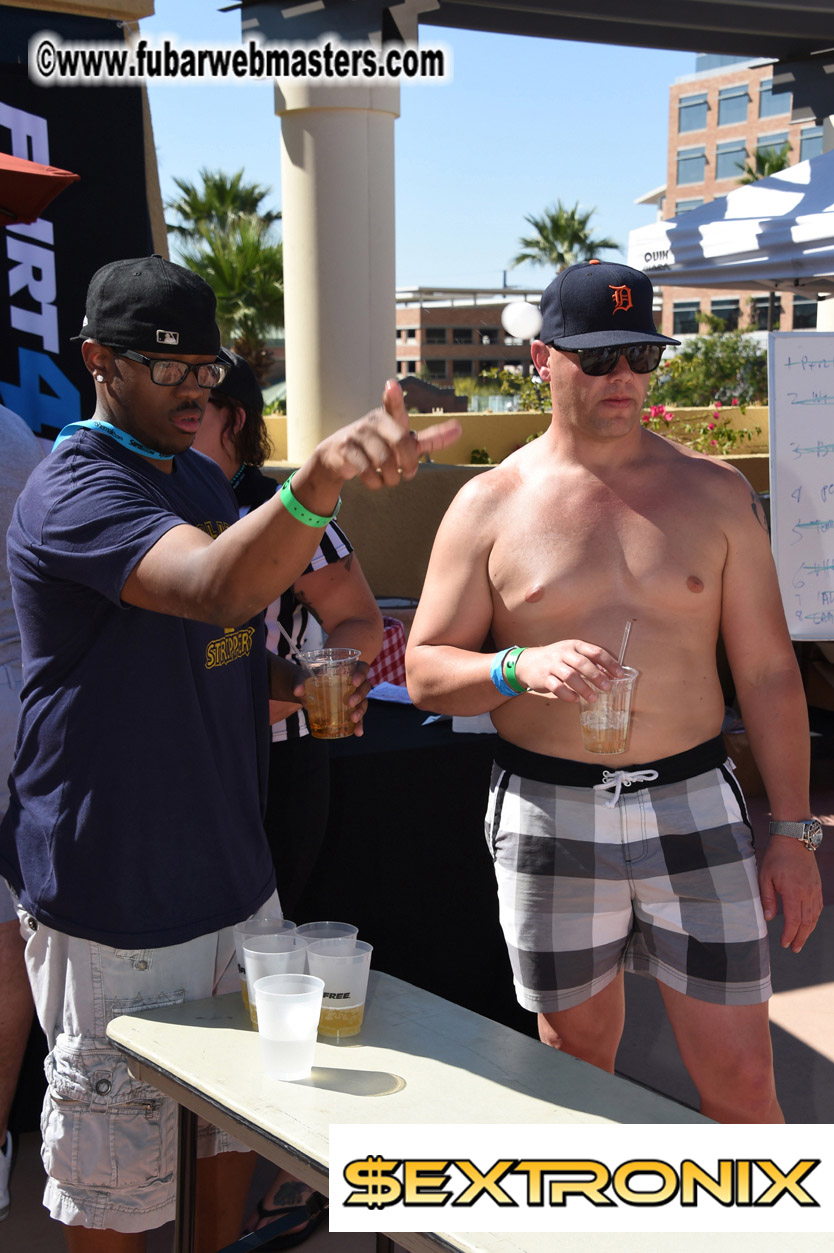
left=617, top=619, right=634, bottom=667
left=274, top=618, right=306, bottom=663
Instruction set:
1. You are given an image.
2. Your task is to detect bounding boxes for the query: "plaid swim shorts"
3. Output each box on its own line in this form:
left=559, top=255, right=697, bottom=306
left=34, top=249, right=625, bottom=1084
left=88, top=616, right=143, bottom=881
left=485, top=736, right=771, bottom=1014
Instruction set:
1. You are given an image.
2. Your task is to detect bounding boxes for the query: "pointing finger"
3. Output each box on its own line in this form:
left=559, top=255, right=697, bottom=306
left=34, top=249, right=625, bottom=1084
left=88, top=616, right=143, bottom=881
left=415, top=419, right=463, bottom=455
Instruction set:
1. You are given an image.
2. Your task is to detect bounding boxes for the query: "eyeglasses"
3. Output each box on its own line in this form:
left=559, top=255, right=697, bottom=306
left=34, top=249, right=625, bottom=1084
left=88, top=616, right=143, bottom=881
left=553, top=343, right=665, bottom=376
left=113, top=349, right=229, bottom=389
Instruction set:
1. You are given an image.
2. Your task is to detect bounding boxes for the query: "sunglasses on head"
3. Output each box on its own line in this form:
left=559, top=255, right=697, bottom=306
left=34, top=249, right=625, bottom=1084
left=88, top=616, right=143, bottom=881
left=553, top=343, right=665, bottom=376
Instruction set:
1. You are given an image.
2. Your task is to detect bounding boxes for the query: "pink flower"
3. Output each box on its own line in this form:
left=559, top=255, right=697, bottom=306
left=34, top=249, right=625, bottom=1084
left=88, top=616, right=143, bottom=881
left=665, top=415, right=673, bottom=423
left=731, top=397, right=739, bottom=406
left=714, top=400, right=722, bottom=408
left=641, top=416, right=650, bottom=425
left=707, top=423, right=716, bottom=430
left=710, top=439, right=718, bottom=446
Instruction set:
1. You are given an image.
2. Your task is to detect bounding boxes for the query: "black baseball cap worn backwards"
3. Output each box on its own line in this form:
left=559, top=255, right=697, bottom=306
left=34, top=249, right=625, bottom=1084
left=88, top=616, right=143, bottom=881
left=214, top=347, right=264, bottom=415
left=74, top=254, right=220, bottom=355
left=539, top=260, right=679, bottom=350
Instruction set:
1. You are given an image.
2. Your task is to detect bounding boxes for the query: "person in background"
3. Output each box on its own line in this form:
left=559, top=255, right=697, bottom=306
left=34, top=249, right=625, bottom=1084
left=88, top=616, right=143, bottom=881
left=0, top=404, right=42, bottom=1224
left=193, top=348, right=383, bottom=918
left=192, top=352, right=383, bottom=1244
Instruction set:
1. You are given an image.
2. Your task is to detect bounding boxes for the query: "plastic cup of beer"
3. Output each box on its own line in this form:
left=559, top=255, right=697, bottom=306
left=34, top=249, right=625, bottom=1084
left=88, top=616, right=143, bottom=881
left=299, top=647, right=360, bottom=740
left=578, top=666, right=639, bottom=755
left=233, top=918, right=296, bottom=1017
left=243, top=934, right=309, bottom=1029
left=296, top=920, right=358, bottom=954
left=253, top=973, right=324, bottom=1081
left=306, top=939, right=373, bottom=1040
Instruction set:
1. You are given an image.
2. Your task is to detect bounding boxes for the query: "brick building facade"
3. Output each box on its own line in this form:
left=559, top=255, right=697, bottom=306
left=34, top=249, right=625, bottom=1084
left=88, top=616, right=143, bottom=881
left=653, top=56, right=826, bottom=337
left=395, top=287, right=543, bottom=382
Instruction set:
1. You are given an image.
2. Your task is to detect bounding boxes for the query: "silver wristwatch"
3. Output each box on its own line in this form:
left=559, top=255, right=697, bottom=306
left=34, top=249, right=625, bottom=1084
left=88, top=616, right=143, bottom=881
left=768, top=819, right=823, bottom=852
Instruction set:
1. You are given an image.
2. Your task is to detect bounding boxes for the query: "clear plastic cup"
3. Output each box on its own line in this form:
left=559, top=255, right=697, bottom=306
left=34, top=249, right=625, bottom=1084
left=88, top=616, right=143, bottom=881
left=299, top=647, right=361, bottom=739
left=233, top=918, right=296, bottom=1014
left=306, top=939, right=373, bottom=1040
left=253, top=973, right=324, bottom=1081
left=243, top=934, right=309, bottom=1029
left=578, top=666, right=639, bottom=755
left=296, top=921, right=358, bottom=954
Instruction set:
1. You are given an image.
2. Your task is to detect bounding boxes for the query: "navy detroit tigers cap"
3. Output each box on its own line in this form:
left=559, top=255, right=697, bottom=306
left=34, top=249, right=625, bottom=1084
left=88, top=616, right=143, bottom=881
left=539, top=260, right=679, bottom=350
left=74, top=254, right=220, bottom=355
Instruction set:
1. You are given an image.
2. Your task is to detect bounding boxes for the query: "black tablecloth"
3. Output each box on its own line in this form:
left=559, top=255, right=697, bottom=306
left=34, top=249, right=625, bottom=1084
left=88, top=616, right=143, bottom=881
left=295, top=699, right=533, bottom=1038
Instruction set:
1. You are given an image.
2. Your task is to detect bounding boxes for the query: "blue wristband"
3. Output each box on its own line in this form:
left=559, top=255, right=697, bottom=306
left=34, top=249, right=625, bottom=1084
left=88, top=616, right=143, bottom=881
left=490, top=648, right=520, bottom=698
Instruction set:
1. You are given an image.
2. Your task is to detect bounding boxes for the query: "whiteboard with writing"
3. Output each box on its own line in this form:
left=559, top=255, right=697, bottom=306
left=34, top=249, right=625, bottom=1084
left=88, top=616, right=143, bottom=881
left=768, top=331, right=834, bottom=640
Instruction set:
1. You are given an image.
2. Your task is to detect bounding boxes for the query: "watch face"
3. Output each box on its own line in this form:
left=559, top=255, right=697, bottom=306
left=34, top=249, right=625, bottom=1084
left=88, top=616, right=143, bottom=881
left=806, top=820, right=824, bottom=849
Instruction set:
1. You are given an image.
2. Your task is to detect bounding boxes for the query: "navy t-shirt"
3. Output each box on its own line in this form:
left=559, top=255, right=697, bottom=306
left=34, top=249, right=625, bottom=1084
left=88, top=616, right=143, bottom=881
left=0, top=429, right=275, bottom=947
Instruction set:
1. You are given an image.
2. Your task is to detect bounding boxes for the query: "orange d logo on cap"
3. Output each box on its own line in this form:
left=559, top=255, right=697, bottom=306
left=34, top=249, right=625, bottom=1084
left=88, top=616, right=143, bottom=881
left=609, top=284, right=633, bottom=314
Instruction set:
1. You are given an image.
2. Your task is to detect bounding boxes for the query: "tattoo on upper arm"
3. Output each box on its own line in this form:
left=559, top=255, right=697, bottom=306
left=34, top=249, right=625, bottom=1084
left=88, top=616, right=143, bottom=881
left=343, top=552, right=355, bottom=572
left=295, top=587, right=323, bottom=625
left=748, top=482, right=769, bottom=535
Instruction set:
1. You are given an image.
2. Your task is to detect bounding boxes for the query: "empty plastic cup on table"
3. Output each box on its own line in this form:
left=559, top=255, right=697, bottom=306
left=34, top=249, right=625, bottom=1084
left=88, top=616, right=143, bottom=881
left=233, top=918, right=296, bottom=1014
left=578, top=666, right=639, bottom=755
left=253, top=973, right=325, bottom=1081
left=296, top=921, right=358, bottom=954
left=306, top=939, right=373, bottom=1040
left=299, top=647, right=360, bottom=739
left=243, top=934, right=310, bottom=1029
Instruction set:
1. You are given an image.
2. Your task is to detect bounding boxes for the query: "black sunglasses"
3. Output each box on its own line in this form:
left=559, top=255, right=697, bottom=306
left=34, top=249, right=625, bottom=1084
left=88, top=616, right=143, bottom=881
left=113, top=349, right=229, bottom=389
left=553, top=343, right=665, bottom=376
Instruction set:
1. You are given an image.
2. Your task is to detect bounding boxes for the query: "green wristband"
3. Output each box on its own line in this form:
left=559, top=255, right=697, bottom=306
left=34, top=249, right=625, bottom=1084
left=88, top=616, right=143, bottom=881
left=503, top=646, right=527, bottom=695
left=279, top=471, right=341, bottom=528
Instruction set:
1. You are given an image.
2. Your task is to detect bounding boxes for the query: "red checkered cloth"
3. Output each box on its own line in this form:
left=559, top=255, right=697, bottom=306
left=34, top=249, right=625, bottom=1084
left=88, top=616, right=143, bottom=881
left=367, top=616, right=408, bottom=687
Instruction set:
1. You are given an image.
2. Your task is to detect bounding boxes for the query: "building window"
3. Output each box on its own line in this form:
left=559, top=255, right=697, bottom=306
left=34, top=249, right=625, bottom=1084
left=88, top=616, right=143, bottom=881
left=715, top=139, right=747, bottom=180
left=718, top=84, right=748, bottom=126
left=757, top=130, right=789, bottom=157
left=792, top=296, right=818, bottom=329
left=424, top=327, right=446, bottom=345
left=759, top=79, right=791, bottom=118
left=753, top=295, right=783, bottom=330
left=673, top=301, right=701, bottom=335
left=478, top=327, right=501, bottom=345
left=676, top=146, right=706, bottom=185
left=399, top=326, right=416, bottom=340
left=711, top=298, right=740, bottom=331
left=679, top=93, right=708, bottom=132
left=800, top=125, right=824, bottom=161
left=425, top=359, right=447, bottom=378
left=675, top=198, right=704, bottom=214
left=452, top=360, right=472, bottom=376
left=452, top=328, right=473, bottom=344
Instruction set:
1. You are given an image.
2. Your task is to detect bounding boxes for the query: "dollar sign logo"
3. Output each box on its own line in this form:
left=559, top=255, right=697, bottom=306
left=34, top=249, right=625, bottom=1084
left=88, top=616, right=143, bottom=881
left=344, top=1156, right=403, bottom=1208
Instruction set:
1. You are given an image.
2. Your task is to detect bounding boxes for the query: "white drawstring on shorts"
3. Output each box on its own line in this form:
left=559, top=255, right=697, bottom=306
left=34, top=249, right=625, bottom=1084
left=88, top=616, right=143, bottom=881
left=593, top=769, right=660, bottom=808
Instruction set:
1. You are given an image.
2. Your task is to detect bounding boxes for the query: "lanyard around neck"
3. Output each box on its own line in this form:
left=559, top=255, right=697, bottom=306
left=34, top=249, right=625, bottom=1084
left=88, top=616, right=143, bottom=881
left=53, top=419, right=174, bottom=462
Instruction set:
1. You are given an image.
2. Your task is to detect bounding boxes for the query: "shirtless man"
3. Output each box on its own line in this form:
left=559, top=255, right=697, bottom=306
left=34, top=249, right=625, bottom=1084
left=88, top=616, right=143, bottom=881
left=406, top=260, right=823, bottom=1124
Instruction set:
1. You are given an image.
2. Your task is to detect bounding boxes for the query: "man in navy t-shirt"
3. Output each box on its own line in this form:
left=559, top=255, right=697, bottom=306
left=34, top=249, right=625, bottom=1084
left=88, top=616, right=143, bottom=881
left=0, top=255, right=460, bottom=1251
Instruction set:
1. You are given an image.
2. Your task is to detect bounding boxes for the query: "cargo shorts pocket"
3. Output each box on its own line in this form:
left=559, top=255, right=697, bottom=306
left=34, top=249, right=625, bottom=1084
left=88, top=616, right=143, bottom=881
left=42, top=1035, right=174, bottom=1191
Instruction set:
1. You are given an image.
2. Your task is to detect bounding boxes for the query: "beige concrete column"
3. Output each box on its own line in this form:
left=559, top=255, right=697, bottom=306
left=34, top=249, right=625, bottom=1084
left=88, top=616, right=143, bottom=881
left=275, top=82, right=399, bottom=461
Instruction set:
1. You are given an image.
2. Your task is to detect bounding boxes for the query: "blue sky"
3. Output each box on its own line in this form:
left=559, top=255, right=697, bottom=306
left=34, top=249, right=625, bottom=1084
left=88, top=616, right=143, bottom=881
left=141, top=2, right=695, bottom=290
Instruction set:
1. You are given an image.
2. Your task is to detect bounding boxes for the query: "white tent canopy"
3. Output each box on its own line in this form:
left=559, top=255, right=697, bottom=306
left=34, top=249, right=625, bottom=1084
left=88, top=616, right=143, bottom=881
left=627, top=149, right=834, bottom=295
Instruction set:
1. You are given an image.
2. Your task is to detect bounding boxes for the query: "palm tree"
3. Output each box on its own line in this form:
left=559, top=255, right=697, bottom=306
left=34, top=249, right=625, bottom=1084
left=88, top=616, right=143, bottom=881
left=510, top=200, right=620, bottom=272
left=181, top=216, right=284, bottom=381
left=165, top=168, right=281, bottom=242
left=737, top=142, right=792, bottom=185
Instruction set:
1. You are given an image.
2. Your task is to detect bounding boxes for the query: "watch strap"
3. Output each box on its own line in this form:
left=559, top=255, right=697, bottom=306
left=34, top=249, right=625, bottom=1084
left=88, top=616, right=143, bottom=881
left=769, top=821, right=810, bottom=838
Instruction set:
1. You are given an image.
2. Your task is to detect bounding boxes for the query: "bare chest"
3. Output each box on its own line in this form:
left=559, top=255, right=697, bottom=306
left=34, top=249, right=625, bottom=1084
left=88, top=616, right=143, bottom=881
left=489, top=480, right=726, bottom=634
